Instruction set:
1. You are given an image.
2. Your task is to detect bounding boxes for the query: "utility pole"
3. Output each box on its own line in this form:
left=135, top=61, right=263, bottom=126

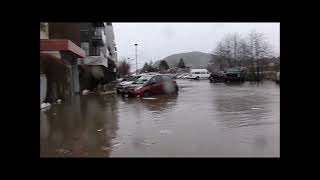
left=134, top=43, right=138, bottom=75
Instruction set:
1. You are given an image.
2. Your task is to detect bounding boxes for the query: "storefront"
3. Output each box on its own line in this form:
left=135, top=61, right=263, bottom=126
left=40, top=39, right=85, bottom=103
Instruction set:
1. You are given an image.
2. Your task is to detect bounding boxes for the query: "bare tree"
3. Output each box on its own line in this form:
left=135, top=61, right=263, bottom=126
left=213, top=30, right=274, bottom=80
left=177, top=58, right=186, bottom=68
left=247, top=30, right=273, bottom=80
left=141, top=61, right=156, bottom=73
left=238, top=38, right=251, bottom=66
left=159, top=60, right=169, bottom=71
left=117, top=58, right=131, bottom=78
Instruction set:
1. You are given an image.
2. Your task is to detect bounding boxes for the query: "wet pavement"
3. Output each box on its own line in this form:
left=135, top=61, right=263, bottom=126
left=40, top=80, right=280, bottom=157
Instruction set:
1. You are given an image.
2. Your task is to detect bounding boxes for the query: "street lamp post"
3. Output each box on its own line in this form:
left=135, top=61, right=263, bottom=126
left=134, top=43, right=138, bottom=75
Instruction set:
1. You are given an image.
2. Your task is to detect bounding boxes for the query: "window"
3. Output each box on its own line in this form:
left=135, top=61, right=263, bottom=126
left=133, top=76, right=153, bottom=84
left=195, top=72, right=200, bottom=74
left=150, top=76, right=162, bottom=83
left=80, top=30, right=89, bottom=42
left=162, top=75, right=172, bottom=82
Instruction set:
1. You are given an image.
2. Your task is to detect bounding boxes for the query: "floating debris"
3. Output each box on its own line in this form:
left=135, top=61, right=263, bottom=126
left=82, top=89, right=89, bottom=95
left=56, top=148, right=71, bottom=154
left=100, top=91, right=115, bottom=95
left=112, top=143, right=121, bottom=147
left=57, top=99, right=62, bottom=103
left=160, top=130, right=171, bottom=134
left=143, top=97, right=157, bottom=100
left=41, top=103, right=51, bottom=109
left=97, top=129, right=103, bottom=132
left=101, top=146, right=111, bottom=151
left=251, top=107, right=262, bottom=110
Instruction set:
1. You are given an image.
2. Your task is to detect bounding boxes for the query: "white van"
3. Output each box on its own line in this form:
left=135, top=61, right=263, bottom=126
left=190, top=69, right=210, bottom=79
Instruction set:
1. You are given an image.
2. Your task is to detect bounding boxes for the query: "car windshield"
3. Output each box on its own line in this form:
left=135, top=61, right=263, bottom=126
left=132, top=76, right=153, bottom=84
left=127, top=76, right=140, bottom=81
left=162, top=75, right=173, bottom=82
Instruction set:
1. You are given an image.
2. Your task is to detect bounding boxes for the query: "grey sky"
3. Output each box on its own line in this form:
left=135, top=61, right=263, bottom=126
left=113, top=23, right=280, bottom=69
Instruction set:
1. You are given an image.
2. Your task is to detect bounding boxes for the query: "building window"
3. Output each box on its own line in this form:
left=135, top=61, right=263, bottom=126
left=80, top=30, right=89, bottom=42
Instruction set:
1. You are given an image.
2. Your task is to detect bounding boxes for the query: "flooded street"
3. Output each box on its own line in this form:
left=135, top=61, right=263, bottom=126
left=40, top=80, right=279, bottom=157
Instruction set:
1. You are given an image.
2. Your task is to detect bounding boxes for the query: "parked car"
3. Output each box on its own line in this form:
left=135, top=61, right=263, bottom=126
left=184, top=74, right=194, bottom=79
left=190, top=69, right=210, bottom=80
left=224, top=68, right=246, bottom=82
left=275, top=71, right=280, bottom=84
left=116, top=75, right=142, bottom=93
left=176, top=73, right=188, bottom=79
left=123, top=74, right=179, bottom=97
left=209, top=71, right=225, bottom=83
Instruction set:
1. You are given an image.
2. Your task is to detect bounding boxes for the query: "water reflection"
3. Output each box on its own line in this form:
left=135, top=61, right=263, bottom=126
left=212, top=82, right=278, bottom=129
left=140, top=95, right=178, bottom=113
left=40, top=94, right=119, bottom=157
left=41, top=80, right=279, bottom=157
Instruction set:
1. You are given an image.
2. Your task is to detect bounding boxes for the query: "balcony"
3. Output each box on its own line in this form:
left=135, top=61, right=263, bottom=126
left=82, top=56, right=108, bottom=68
left=91, top=28, right=106, bottom=47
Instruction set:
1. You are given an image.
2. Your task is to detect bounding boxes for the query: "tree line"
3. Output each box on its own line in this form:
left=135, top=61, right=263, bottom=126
left=117, top=30, right=278, bottom=79
left=208, top=30, right=278, bottom=79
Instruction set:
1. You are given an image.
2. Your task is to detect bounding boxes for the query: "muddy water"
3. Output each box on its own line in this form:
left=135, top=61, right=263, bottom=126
left=40, top=80, right=279, bottom=157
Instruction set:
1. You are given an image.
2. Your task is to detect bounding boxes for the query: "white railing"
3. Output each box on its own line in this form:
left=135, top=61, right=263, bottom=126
left=82, top=56, right=108, bottom=68
left=93, top=28, right=106, bottom=45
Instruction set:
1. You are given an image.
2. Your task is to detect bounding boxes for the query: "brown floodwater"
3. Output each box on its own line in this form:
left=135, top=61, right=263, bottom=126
left=40, top=80, right=280, bottom=157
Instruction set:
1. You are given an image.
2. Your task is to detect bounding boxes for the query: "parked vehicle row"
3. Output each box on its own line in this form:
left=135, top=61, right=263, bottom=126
left=190, top=69, right=210, bottom=80
left=116, top=68, right=277, bottom=99
left=209, top=71, right=225, bottom=83
left=175, top=69, right=210, bottom=80
left=116, top=75, right=141, bottom=93
left=176, top=73, right=192, bottom=79
left=224, top=68, right=246, bottom=82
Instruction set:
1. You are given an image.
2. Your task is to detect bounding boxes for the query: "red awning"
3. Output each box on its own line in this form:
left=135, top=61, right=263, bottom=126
left=40, top=39, right=85, bottom=58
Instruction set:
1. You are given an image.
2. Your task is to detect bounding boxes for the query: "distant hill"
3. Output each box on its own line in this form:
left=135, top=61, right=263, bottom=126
left=153, top=51, right=219, bottom=69
left=152, top=51, right=280, bottom=71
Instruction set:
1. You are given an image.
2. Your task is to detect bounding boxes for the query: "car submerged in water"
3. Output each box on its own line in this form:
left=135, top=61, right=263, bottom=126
left=122, top=74, right=179, bottom=97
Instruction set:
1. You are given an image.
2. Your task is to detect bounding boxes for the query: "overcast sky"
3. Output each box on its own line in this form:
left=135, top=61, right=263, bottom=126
left=113, top=23, right=280, bottom=69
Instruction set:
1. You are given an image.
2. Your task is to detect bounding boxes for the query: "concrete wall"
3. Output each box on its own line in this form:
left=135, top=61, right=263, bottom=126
left=105, top=24, right=117, bottom=62
left=49, top=23, right=81, bottom=46
left=40, top=23, right=49, bottom=39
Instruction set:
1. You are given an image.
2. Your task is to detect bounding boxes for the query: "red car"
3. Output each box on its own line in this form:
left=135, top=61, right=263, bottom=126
left=123, top=74, right=179, bottom=97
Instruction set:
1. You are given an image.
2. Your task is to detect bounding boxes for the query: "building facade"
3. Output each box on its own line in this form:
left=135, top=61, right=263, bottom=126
left=40, top=22, right=118, bottom=105
left=40, top=23, right=85, bottom=104
left=79, top=22, right=118, bottom=91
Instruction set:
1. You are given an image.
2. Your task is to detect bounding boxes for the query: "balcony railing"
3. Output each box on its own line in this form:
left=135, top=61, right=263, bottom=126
left=82, top=56, right=108, bottom=68
left=91, top=28, right=106, bottom=46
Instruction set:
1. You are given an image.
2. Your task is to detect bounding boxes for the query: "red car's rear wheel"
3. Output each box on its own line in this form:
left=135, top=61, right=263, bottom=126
left=143, top=91, right=151, bottom=97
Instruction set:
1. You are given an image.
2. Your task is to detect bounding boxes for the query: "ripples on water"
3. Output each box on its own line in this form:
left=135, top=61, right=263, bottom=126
left=40, top=80, right=279, bottom=157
